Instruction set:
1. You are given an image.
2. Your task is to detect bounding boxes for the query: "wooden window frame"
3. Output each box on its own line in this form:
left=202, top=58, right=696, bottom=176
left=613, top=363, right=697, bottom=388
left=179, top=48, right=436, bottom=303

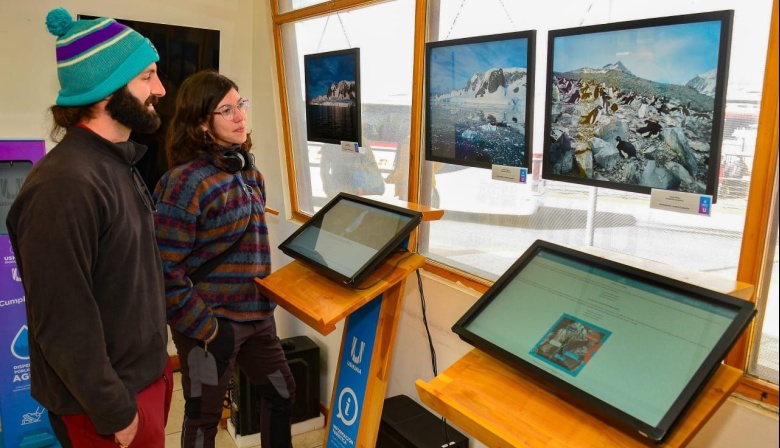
left=270, top=0, right=779, bottom=407
left=725, top=0, right=779, bottom=406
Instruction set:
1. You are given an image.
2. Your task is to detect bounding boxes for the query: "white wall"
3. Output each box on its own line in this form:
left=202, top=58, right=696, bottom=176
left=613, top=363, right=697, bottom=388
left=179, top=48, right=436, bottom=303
left=1, top=2, right=777, bottom=447
left=0, top=0, right=260, bottom=363
left=0, top=0, right=255, bottom=144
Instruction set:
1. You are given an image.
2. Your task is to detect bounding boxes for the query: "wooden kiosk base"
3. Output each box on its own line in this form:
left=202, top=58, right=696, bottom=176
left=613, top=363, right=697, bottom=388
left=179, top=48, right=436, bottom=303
left=255, top=200, right=443, bottom=447
left=416, top=247, right=754, bottom=448
left=416, top=350, right=742, bottom=448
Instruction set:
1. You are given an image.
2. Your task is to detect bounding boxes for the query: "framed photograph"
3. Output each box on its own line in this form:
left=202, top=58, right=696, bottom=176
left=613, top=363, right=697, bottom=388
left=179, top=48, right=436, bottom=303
left=543, top=10, right=733, bottom=199
left=304, top=48, right=361, bottom=145
left=425, top=31, right=536, bottom=169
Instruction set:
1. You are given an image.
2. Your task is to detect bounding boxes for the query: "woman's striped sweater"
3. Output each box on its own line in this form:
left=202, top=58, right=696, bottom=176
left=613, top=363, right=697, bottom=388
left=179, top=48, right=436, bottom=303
left=153, top=153, right=273, bottom=340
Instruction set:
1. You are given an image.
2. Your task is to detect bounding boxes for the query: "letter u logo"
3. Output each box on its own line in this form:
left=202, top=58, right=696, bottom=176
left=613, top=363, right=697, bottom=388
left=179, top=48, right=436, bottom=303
left=350, top=336, right=364, bottom=364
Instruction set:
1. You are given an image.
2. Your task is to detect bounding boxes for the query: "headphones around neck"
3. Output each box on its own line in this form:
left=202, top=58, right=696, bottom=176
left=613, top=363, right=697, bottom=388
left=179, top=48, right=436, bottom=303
left=215, top=147, right=255, bottom=174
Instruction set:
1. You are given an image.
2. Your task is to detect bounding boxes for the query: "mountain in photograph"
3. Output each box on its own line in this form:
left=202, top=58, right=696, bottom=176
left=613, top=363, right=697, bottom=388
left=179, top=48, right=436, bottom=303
left=580, top=61, right=633, bottom=76
left=685, top=69, right=718, bottom=97
left=310, top=80, right=356, bottom=105
left=428, top=66, right=529, bottom=168
left=432, top=67, right=528, bottom=106
left=558, top=61, right=714, bottom=112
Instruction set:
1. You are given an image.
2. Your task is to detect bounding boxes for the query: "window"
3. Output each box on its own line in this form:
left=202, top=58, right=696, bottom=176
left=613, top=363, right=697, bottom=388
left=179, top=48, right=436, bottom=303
left=419, top=0, right=778, bottom=396
left=739, top=129, right=779, bottom=396
left=272, top=0, right=778, bottom=400
left=276, top=0, right=415, bottom=219
left=422, top=0, right=770, bottom=276
left=750, top=204, right=779, bottom=384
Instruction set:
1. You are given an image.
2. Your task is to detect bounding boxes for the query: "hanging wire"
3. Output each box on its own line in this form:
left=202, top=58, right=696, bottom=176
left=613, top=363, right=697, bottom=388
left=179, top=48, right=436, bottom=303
left=579, top=1, right=596, bottom=26
left=337, top=13, right=352, bottom=48
left=444, top=0, right=468, bottom=40
left=445, top=0, right=518, bottom=40
left=316, top=13, right=352, bottom=51
left=496, top=0, right=517, bottom=31
left=315, top=15, right=331, bottom=53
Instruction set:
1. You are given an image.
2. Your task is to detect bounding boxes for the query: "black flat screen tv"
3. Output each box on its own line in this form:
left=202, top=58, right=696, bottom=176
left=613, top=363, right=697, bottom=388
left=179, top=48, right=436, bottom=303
left=279, top=193, right=423, bottom=287
left=452, top=239, right=755, bottom=443
left=79, top=15, right=220, bottom=191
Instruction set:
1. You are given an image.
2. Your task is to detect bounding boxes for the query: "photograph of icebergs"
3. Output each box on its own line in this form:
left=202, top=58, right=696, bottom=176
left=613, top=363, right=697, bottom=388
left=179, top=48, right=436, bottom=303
left=425, top=31, right=536, bottom=169
left=304, top=48, right=361, bottom=145
left=543, top=10, right=733, bottom=199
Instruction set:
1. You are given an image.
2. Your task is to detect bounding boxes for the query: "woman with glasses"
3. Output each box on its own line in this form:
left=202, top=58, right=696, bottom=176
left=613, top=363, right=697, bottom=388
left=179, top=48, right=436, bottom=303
left=153, top=70, right=295, bottom=448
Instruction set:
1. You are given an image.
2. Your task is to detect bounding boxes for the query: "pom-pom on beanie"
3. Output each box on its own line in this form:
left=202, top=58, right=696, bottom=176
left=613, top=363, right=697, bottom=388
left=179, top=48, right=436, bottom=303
left=46, top=8, right=159, bottom=106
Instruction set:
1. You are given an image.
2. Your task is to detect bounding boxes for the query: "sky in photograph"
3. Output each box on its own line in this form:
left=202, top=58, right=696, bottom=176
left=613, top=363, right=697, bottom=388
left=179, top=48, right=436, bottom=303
left=305, top=51, right=357, bottom=97
left=553, top=20, right=724, bottom=85
left=428, top=37, right=529, bottom=96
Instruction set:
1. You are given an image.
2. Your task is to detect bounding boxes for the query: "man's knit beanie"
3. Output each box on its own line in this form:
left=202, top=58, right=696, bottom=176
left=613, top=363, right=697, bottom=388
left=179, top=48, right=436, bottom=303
left=45, top=7, right=159, bottom=106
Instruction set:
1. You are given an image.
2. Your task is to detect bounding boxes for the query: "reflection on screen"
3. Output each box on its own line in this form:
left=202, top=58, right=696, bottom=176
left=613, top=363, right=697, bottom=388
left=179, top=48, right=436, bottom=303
left=285, top=199, right=413, bottom=278
left=1, top=161, right=33, bottom=234
left=464, top=249, right=738, bottom=427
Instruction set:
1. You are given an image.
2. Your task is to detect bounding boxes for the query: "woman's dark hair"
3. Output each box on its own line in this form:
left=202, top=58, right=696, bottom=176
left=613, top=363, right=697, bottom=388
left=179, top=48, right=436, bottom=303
left=49, top=105, right=95, bottom=142
left=165, top=70, right=252, bottom=168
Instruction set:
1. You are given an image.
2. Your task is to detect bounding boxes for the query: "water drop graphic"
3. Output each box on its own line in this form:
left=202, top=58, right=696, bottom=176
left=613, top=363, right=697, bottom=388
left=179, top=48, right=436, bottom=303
left=12, top=325, right=30, bottom=359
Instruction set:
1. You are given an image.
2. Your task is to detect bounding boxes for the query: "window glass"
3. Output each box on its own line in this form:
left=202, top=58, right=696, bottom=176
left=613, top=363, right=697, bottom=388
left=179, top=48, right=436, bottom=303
left=275, top=0, right=777, bottom=387
left=749, top=183, right=779, bottom=384
left=420, top=0, right=775, bottom=386
left=422, top=0, right=771, bottom=278
left=281, top=0, right=414, bottom=213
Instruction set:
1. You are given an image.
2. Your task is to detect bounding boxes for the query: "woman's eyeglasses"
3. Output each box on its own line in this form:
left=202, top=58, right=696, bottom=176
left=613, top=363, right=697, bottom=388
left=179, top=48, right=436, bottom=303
left=212, top=99, right=250, bottom=120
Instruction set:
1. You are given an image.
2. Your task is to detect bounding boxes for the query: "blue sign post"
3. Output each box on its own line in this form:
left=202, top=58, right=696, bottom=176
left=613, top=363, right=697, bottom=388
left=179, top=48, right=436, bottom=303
left=326, top=296, right=382, bottom=448
left=0, top=140, right=60, bottom=448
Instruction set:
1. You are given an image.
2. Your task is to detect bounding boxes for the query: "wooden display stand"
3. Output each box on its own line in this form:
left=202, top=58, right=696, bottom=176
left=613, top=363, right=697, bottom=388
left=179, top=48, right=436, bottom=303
left=416, top=247, right=754, bottom=448
left=255, top=200, right=442, bottom=447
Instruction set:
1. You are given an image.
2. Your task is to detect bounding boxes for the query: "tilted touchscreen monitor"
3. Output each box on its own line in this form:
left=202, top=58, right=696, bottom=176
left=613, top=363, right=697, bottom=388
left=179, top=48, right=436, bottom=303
left=452, top=240, right=755, bottom=442
left=279, top=193, right=423, bottom=287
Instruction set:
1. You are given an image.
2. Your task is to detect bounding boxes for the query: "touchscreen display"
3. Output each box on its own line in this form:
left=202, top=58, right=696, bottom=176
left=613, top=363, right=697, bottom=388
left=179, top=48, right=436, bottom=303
left=279, top=193, right=422, bottom=285
left=453, top=240, right=755, bottom=441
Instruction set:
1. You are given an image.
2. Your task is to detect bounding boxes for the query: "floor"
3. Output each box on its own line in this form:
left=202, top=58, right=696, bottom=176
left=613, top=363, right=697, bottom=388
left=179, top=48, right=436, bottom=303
left=165, top=372, right=326, bottom=448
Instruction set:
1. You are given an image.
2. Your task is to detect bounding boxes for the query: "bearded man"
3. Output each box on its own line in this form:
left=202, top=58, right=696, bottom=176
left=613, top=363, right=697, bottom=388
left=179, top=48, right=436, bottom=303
left=6, top=8, right=172, bottom=448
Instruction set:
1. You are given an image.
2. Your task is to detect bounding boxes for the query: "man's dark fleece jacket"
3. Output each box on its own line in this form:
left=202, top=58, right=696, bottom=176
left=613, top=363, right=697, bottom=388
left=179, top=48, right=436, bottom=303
left=6, top=126, right=168, bottom=435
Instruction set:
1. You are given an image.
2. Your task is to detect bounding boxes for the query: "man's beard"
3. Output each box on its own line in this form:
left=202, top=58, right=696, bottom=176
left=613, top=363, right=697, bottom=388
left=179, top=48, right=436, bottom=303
left=105, top=86, right=161, bottom=134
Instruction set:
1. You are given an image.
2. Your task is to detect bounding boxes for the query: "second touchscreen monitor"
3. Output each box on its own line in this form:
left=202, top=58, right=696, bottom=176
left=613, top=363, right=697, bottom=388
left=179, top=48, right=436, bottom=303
left=279, top=193, right=423, bottom=287
left=452, top=240, right=755, bottom=442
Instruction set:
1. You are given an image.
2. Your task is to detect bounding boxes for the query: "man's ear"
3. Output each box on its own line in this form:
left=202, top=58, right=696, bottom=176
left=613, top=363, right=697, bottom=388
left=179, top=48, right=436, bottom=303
left=93, top=97, right=112, bottom=115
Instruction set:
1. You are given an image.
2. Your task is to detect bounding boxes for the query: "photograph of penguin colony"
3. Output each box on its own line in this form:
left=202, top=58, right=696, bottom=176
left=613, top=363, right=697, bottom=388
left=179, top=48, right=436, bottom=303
left=547, top=60, right=719, bottom=194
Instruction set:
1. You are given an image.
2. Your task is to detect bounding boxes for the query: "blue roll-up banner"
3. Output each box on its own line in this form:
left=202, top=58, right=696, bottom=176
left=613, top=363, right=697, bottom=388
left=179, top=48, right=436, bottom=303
left=327, top=295, right=383, bottom=448
left=1, top=140, right=60, bottom=447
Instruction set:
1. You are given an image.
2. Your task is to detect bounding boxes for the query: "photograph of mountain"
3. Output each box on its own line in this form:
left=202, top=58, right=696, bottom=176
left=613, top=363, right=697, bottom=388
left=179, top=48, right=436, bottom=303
left=425, top=31, right=536, bottom=169
left=543, top=11, right=733, bottom=198
left=304, top=48, right=361, bottom=145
